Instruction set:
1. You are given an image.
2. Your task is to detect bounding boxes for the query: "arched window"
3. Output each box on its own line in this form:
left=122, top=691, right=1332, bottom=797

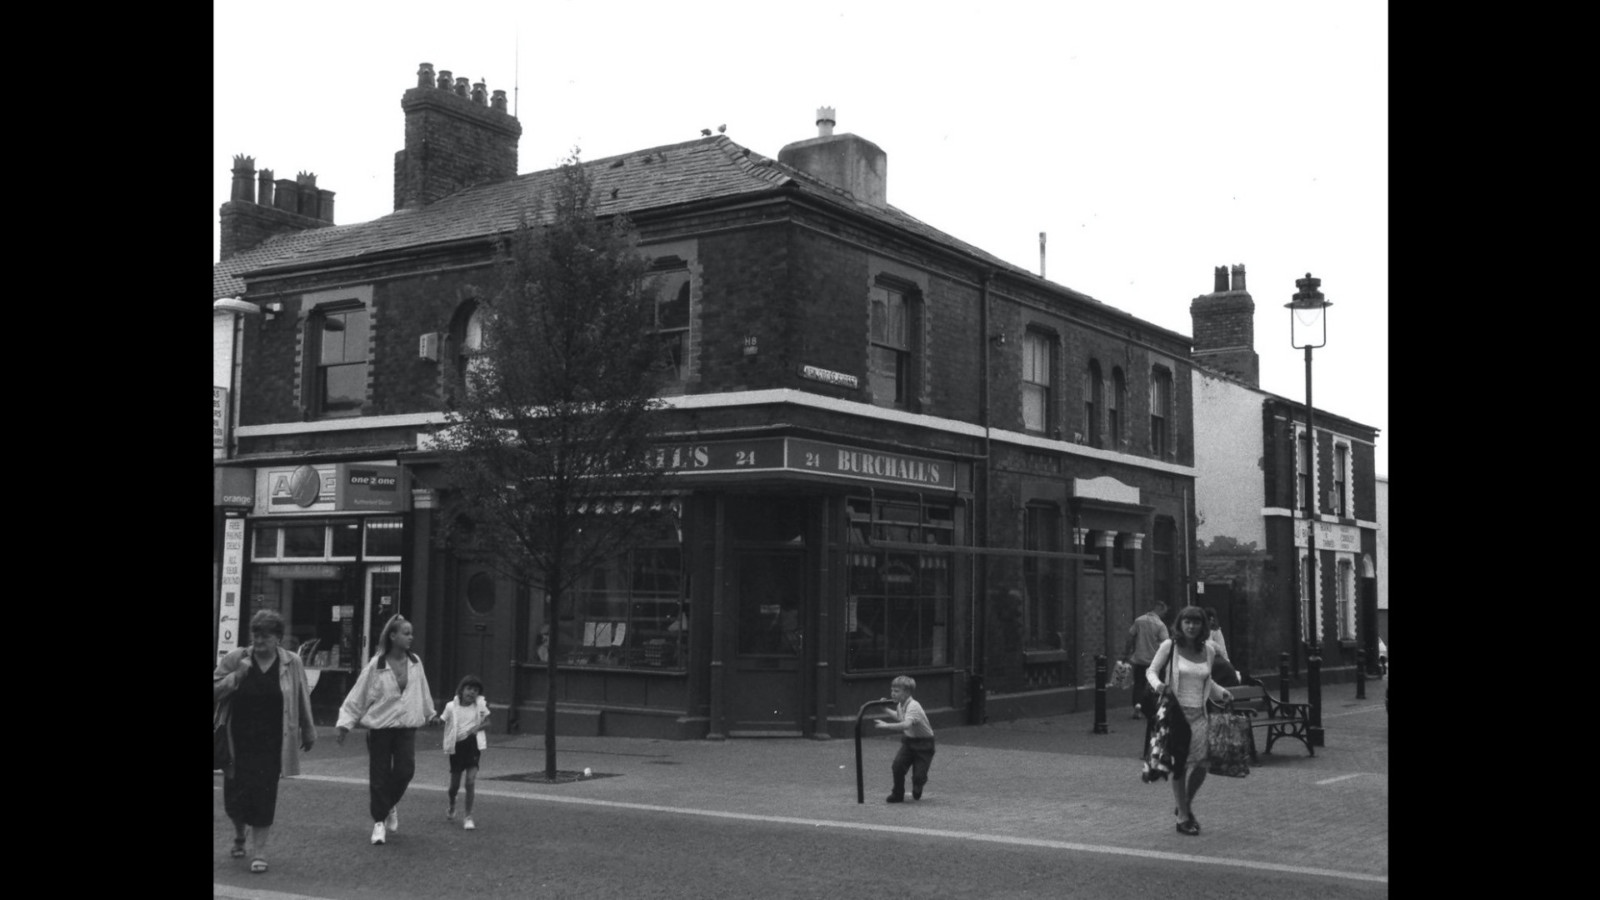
left=450, top=300, right=488, bottom=397
left=1085, top=360, right=1103, bottom=446
left=1022, top=331, right=1054, bottom=433
left=1110, top=367, right=1125, bottom=446
left=1150, top=366, right=1172, bottom=457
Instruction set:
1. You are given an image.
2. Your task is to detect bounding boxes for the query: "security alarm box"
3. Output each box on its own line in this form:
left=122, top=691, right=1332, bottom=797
left=419, top=332, right=441, bottom=361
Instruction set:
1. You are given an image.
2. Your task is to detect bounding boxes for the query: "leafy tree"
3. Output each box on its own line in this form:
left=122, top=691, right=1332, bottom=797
left=432, top=155, right=671, bottom=779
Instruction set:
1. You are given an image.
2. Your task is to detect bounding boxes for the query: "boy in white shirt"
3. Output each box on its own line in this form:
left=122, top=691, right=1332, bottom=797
left=874, top=675, right=936, bottom=802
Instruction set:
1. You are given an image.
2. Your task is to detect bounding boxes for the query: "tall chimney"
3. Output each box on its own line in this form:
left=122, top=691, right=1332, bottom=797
left=394, top=61, right=523, bottom=211
left=1189, top=263, right=1260, bottom=387
left=776, top=107, right=887, bottom=207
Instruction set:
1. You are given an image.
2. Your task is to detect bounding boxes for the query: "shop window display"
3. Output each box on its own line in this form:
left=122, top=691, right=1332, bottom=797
left=557, top=515, right=687, bottom=670
left=846, top=497, right=952, bottom=671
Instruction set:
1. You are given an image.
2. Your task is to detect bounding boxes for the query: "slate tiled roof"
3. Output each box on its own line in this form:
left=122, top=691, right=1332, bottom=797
left=213, top=224, right=355, bottom=299
left=215, top=134, right=1121, bottom=319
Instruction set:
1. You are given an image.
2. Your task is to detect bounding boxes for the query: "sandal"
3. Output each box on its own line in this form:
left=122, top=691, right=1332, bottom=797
left=231, top=839, right=247, bottom=859
left=1176, top=819, right=1200, bottom=836
left=250, top=858, right=268, bottom=874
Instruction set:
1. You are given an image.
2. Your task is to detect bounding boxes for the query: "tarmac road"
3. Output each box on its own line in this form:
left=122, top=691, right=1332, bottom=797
left=216, top=679, right=1387, bottom=899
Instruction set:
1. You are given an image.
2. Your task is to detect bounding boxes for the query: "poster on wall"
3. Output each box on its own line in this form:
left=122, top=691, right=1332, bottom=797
left=217, top=517, right=245, bottom=660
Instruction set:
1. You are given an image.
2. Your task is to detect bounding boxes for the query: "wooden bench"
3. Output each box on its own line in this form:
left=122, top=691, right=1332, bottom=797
left=1226, top=675, right=1314, bottom=760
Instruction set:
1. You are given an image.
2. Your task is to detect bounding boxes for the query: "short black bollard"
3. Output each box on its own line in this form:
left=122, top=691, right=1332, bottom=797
left=1307, top=642, right=1325, bottom=748
left=854, top=698, right=899, bottom=804
left=1093, top=655, right=1108, bottom=734
left=1379, top=654, right=1388, bottom=678
left=1355, top=648, right=1367, bottom=699
left=1278, top=652, right=1291, bottom=705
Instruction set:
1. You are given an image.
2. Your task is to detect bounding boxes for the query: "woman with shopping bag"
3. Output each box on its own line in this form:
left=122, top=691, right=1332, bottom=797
left=1145, top=606, right=1232, bottom=836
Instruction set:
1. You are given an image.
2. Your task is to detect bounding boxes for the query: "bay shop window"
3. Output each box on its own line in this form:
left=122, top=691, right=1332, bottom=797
left=547, top=505, right=688, bottom=670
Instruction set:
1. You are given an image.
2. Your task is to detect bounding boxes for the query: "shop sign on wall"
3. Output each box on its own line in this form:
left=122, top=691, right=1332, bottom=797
left=336, top=465, right=408, bottom=511
left=649, top=437, right=954, bottom=490
left=1296, top=519, right=1362, bottom=553
left=217, top=517, right=245, bottom=660
left=213, top=387, right=228, bottom=450
left=260, top=463, right=409, bottom=514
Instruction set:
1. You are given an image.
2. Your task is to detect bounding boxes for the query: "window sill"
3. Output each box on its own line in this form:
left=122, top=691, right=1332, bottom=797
left=1022, top=649, right=1068, bottom=664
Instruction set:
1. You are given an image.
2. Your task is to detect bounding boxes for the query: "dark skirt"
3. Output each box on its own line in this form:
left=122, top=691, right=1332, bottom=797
left=223, top=657, right=284, bottom=828
left=449, top=737, right=482, bottom=774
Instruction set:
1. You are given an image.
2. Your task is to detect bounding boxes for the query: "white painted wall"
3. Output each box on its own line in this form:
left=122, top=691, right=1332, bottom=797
left=1376, top=476, right=1388, bottom=612
left=1192, top=371, right=1267, bottom=549
left=214, top=312, right=235, bottom=389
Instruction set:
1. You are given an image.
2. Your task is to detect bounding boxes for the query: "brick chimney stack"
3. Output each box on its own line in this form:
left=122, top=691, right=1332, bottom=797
left=393, top=61, right=522, bottom=211
left=1189, top=263, right=1260, bottom=388
left=218, top=158, right=336, bottom=261
left=777, top=107, right=887, bottom=207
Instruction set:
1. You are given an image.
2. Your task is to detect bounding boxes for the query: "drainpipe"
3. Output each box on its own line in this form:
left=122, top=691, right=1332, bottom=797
left=973, top=271, right=994, bottom=717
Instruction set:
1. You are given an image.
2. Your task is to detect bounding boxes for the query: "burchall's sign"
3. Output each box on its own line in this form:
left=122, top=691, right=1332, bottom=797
left=648, top=437, right=953, bottom=490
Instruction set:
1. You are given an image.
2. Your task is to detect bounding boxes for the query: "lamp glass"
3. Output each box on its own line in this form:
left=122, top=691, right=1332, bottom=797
left=1288, top=301, right=1328, bottom=349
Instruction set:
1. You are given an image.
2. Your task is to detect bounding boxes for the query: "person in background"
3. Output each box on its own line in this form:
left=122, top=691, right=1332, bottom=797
left=440, top=674, right=491, bottom=830
left=1146, top=606, right=1233, bottom=836
left=1205, top=607, right=1239, bottom=687
left=1122, top=600, right=1170, bottom=724
left=214, top=609, right=316, bottom=874
left=336, top=614, right=439, bottom=846
left=874, top=675, right=936, bottom=803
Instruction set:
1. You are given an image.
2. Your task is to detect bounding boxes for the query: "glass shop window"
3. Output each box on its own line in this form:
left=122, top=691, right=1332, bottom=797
left=845, top=496, right=953, bottom=672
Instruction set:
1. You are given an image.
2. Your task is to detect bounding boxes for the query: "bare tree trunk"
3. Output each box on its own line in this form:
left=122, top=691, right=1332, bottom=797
left=545, top=577, right=561, bottom=780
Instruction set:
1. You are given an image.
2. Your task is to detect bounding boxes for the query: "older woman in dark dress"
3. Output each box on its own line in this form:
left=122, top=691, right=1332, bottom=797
left=214, top=609, right=315, bottom=874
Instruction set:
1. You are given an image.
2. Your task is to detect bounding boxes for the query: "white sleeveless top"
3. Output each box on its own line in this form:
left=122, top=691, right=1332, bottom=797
left=1174, top=652, right=1211, bottom=708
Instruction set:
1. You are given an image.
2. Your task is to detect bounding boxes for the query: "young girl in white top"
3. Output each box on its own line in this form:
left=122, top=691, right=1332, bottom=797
left=439, top=674, right=491, bottom=830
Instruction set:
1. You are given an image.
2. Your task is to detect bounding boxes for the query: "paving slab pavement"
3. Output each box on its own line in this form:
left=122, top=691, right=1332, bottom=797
left=283, top=677, right=1387, bottom=882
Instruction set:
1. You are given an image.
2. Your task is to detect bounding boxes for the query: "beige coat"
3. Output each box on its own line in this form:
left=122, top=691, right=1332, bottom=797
left=213, top=646, right=316, bottom=778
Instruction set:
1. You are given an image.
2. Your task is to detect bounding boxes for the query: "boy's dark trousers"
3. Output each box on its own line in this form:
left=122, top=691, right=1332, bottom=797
left=890, top=737, right=936, bottom=799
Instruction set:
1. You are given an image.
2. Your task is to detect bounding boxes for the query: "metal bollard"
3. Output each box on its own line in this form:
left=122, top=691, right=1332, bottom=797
left=1278, top=652, right=1291, bottom=705
left=1355, top=648, right=1367, bottom=699
left=1307, top=642, right=1325, bottom=748
left=1093, top=655, right=1108, bottom=734
left=854, top=698, right=899, bottom=804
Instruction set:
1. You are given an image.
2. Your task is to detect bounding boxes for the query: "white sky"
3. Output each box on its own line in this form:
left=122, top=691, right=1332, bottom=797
left=214, top=0, right=1388, bottom=476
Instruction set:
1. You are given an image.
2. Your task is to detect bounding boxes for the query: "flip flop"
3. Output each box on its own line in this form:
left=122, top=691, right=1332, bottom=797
left=250, top=858, right=268, bottom=874
left=231, top=839, right=246, bottom=859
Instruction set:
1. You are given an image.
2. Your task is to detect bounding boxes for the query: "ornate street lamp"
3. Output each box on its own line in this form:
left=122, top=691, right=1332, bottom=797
left=1286, top=273, right=1330, bottom=747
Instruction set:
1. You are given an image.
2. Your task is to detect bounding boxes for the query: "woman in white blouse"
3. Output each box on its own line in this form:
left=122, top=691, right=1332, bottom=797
left=1147, top=606, right=1232, bottom=835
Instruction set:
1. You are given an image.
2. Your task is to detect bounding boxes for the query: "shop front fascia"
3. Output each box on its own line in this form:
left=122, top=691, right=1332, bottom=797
left=235, top=461, right=414, bottom=723
left=498, top=433, right=974, bottom=741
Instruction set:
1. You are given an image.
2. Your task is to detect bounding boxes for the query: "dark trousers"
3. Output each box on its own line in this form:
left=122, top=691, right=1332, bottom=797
left=1131, top=663, right=1152, bottom=711
left=366, top=727, right=417, bottom=822
left=891, top=738, right=936, bottom=797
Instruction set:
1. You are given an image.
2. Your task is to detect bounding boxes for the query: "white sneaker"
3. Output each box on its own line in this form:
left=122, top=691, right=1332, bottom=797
left=385, top=805, right=399, bottom=833
left=370, top=821, right=386, bottom=845
left=463, top=816, right=476, bottom=830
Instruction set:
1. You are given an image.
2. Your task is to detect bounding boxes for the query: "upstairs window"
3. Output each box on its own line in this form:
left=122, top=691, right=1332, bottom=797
left=868, top=282, right=917, bottom=408
left=1298, top=431, right=1314, bottom=515
left=1110, top=367, right=1125, bottom=446
left=1085, top=360, right=1103, bottom=446
left=314, top=303, right=368, bottom=417
left=650, top=259, right=692, bottom=382
left=1022, top=331, right=1054, bottom=433
left=450, top=300, right=488, bottom=398
left=1149, top=366, right=1172, bottom=457
left=1332, top=443, right=1349, bottom=517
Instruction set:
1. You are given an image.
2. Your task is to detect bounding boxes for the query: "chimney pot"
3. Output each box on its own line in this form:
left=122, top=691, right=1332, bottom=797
left=296, top=171, right=317, bottom=187
left=491, top=89, right=508, bottom=112
left=816, top=106, right=836, bottom=137
left=1213, top=266, right=1229, bottom=292
left=274, top=178, right=300, bottom=213
left=454, top=77, right=470, bottom=98
left=472, top=80, right=487, bottom=105
left=257, top=169, right=275, bottom=208
left=417, top=62, right=435, bottom=89
left=317, top=188, right=336, bottom=224
left=230, top=154, right=256, bottom=204
left=1230, top=263, right=1246, bottom=292
left=437, top=69, right=453, bottom=90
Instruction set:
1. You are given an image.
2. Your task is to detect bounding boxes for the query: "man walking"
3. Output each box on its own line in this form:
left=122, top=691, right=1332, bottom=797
left=1122, top=600, right=1169, bottom=746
